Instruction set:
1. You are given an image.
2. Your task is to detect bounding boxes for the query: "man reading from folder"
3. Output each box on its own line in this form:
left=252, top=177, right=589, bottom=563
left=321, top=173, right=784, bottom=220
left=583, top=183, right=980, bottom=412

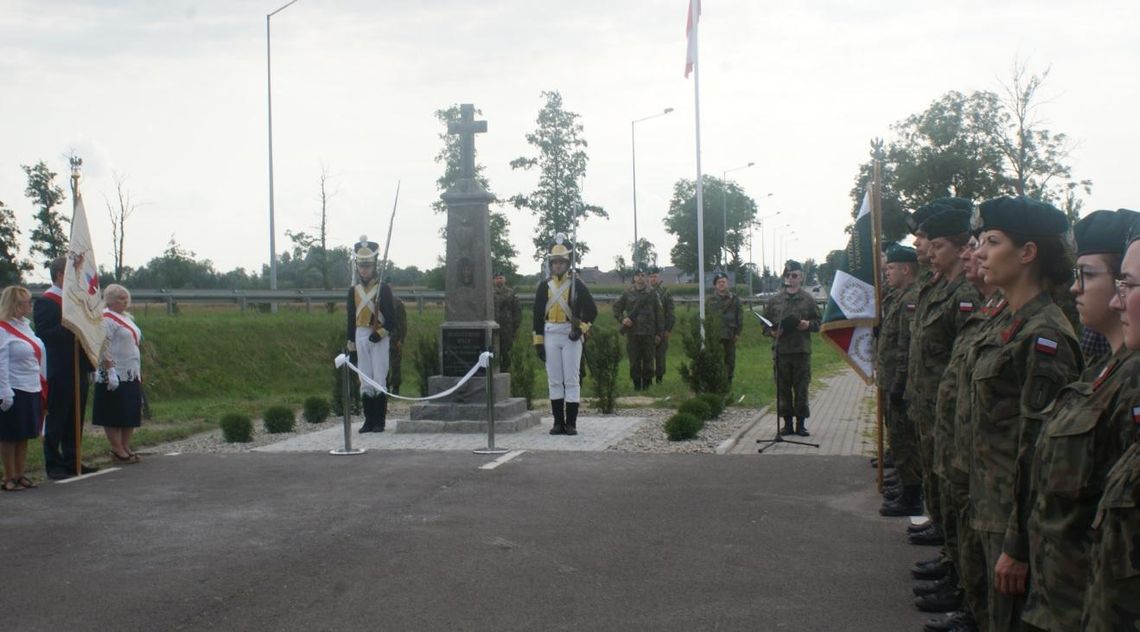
left=762, top=260, right=821, bottom=436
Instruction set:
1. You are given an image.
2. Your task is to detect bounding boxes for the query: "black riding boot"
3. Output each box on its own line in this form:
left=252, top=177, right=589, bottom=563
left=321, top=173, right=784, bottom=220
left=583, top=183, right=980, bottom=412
left=565, top=401, right=579, bottom=436
left=549, top=398, right=566, bottom=435
left=781, top=416, right=795, bottom=435
left=359, top=395, right=376, bottom=433
left=375, top=393, right=388, bottom=432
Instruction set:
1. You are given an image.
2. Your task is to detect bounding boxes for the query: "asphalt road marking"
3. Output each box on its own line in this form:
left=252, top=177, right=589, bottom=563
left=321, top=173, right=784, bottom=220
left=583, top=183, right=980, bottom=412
left=55, top=467, right=120, bottom=484
left=479, top=450, right=525, bottom=470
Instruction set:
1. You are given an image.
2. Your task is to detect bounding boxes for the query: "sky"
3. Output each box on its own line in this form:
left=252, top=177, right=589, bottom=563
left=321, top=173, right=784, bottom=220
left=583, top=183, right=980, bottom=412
left=3, top=0, right=1139, bottom=285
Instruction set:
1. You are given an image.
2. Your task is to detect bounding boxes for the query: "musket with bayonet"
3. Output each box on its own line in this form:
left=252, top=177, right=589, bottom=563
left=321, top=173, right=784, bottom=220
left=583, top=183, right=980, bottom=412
left=567, top=220, right=582, bottom=342
left=370, top=181, right=400, bottom=339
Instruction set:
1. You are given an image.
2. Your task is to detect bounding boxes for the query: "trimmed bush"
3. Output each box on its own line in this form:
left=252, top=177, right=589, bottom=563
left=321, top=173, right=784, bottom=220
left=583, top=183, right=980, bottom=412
left=665, top=412, right=703, bottom=441
left=584, top=326, right=622, bottom=414
left=220, top=413, right=253, bottom=443
left=303, top=396, right=331, bottom=424
left=510, top=328, right=538, bottom=410
left=678, top=314, right=730, bottom=396
left=697, top=393, right=726, bottom=418
left=678, top=398, right=713, bottom=421
left=263, top=405, right=296, bottom=434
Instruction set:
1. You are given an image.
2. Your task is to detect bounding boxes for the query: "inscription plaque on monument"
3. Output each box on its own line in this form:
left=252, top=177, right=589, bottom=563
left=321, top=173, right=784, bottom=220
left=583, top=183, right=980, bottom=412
left=441, top=326, right=489, bottom=377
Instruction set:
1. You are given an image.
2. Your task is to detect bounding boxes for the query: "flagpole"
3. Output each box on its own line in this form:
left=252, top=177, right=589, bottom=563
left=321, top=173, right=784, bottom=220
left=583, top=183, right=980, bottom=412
left=690, top=0, right=706, bottom=334
left=70, top=170, right=83, bottom=476
left=870, top=159, right=885, bottom=488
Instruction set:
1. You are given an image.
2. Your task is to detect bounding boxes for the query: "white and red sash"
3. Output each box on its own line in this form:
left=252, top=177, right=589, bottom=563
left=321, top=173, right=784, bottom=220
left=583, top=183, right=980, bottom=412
left=41, top=286, right=62, bottom=306
left=0, top=320, right=49, bottom=425
left=104, top=309, right=141, bottom=346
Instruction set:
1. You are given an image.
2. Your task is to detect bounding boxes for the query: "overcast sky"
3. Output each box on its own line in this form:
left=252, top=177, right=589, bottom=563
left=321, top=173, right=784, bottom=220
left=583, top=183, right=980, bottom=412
left=3, top=0, right=1138, bottom=284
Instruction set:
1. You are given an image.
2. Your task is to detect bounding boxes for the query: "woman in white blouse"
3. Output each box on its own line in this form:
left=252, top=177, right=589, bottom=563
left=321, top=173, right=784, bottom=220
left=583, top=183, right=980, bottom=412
left=0, top=286, right=47, bottom=491
left=92, top=284, right=143, bottom=464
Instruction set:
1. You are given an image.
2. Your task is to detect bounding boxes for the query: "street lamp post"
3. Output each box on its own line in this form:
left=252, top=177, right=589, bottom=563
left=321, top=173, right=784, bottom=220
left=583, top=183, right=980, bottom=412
left=780, top=232, right=798, bottom=272
left=752, top=206, right=778, bottom=293
left=631, top=107, right=673, bottom=264
left=771, top=223, right=791, bottom=281
left=267, top=0, right=301, bottom=304
left=720, top=162, right=755, bottom=269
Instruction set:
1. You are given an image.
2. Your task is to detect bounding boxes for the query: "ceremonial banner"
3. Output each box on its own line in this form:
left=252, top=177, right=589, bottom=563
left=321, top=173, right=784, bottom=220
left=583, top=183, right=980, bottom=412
left=820, top=191, right=877, bottom=383
left=684, top=0, right=701, bottom=78
left=62, top=185, right=106, bottom=367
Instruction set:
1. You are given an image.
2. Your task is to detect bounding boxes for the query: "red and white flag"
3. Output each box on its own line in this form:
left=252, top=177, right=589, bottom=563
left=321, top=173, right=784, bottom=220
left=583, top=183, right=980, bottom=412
left=684, top=0, right=701, bottom=78
left=62, top=184, right=106, bottom=367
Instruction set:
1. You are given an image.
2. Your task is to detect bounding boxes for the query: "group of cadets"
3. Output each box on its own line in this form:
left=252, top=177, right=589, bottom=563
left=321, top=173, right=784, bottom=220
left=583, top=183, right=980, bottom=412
left=874, top=196, right=1140, bottom=631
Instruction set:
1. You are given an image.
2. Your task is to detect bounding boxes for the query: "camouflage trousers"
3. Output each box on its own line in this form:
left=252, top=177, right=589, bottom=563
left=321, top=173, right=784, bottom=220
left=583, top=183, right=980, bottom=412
left=626, top=334, right=656, bottom=388
left=775, top=352, right=811, bottom=419
left=654, top=335, right=669, bottom=381
left=498, top=328, right=516, bottom=373
left=913, top=401, right=943, bottom=531
left=946, top=468, right=987, bottom=625
left=981, top=531, right=1027, bottom=632
left=885, top=397, right=922, bottom=487
left=722, top=339, right=737, bottom=383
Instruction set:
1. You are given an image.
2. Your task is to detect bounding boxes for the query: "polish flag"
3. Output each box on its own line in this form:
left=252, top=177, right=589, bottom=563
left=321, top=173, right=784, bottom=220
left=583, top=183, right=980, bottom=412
left=685, top=0, right=701, bottom=78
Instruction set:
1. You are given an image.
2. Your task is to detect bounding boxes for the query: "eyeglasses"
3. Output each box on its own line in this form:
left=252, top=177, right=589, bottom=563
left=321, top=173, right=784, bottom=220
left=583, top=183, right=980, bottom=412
left=783, top=272, right=801, bottom=278
left=1072, top=266, right=1111, bottom=293
left=1115, top=278, right=1140, bottom=303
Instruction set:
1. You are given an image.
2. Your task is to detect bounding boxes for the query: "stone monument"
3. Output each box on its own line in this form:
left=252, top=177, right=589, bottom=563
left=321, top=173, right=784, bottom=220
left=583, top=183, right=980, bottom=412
left=402, top=104, right=540, bottom=433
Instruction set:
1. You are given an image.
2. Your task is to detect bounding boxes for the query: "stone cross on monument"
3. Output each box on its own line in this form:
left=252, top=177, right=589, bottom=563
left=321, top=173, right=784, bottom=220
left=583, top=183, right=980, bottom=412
left=449, top=103, right=486, bottom=180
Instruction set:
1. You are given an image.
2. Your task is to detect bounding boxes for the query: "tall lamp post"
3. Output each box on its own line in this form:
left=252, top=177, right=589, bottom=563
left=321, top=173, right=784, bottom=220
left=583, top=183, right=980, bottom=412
left=771, top=223, right=791, bottom=281
left=631, top=107, right=673, bottom=264
left=267, top=0, right=301, bottom=302
left=752, top=205, right=778, bottom=293
left=779, top=232, right=798, bottom=273
left=720, top=162, right=755, bottom=268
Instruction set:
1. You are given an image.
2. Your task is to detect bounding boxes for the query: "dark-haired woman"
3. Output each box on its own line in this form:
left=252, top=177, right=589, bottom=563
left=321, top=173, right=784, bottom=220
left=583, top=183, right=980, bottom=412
left=968, top=196, right=1083, bottom=631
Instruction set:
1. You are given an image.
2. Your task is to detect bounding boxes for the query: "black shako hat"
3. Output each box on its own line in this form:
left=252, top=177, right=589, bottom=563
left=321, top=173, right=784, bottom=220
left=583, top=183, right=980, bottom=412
left=906, top=203, right=951, bottom=235
left=1074, top=209, right=1140, bottom=257
left=783, top=259, right=803, bottom=274
left=921, top=208, right=972, bottom=240
left=972, top=196, right=1069, bottom=237
left=885, top=244, right=918, bottom=263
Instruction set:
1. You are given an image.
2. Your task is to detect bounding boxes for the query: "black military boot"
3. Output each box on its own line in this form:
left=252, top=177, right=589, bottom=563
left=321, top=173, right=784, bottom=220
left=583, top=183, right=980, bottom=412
left=781, top=417, right=795, bottom=435
left=564, top=402, right=579, bottom=436
left=911, top=555, right=950, bottom=579
left=880, top=484, right=924, bottom=516
left=358, top=395, right=376, bottom=433
left=909, top=524, right=945, bottom=546
left=913, top=569, right=958, bottom=596
left=374, top=393, right=387, bottom=432
left=549, top=399, right=566, bottom=435
left=914, top=587, right=962, bottom=613
left=795, top=418, right=810, bottom=437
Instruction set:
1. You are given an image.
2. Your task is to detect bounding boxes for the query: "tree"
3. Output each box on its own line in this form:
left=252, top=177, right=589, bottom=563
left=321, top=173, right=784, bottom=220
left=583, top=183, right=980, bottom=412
left=105, top=171, right=142, bottom=282
left=510, top=91, right=607, bottom=263
left=434, top=104, right=519, bottom=279
left=802, top=258, right=818, bottom=286
left=664, top=176, right=757, bottom=276
left=22, top=160, right=68, bottom=267
left=126, top=236, right=221, bottom=289
left=631, top=238, right=658, bottom=269
left=0, top=200, right=32, bottom=285
left=817, top=249, right=847, bottom=288
left=612, top=255, right=630, bottom=283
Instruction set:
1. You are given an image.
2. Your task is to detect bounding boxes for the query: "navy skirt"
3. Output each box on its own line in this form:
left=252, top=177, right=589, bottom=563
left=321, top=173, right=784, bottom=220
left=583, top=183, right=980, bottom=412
left=92, top=379, right=143, bottom=428
left=0, top=389, right=42, bottom=441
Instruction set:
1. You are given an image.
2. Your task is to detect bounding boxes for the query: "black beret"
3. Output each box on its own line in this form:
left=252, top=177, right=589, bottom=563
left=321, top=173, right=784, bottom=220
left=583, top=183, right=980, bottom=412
left=493, top=271, right=506, bottom=277
left=885, top=244, right=918, bottom=263
left=880, top=240, right=898, bottom=254
left=906, top=203, right=951, bottom=234
left=648, top=265, right=662, bottom=274
left=973, top=196, right=1069, bottom=237
left=712, top=271, right=729, bottom=282
left=921, top=208, right=971, bottom=240
left=783, top=260, right=803, bottom=273
left=1074, top=210, right=1139, bottom=257
left=932, top=197, right=974, bottom=212
left=633, top=266, right=648, bottom=275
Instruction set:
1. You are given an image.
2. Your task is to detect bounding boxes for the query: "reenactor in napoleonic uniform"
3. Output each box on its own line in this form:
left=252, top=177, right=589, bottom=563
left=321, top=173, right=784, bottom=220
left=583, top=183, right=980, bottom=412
left=533, top=238, right=597, bottom=436
left=613, top=267, right=664, bottom=391
left=387, top=294, right=407, bottom=395
left=649, top=266, right=675, bottom=384
left=493, top=271, right=522, bottom=373
left=346, top=237, right=398, bottom=433
left=708, top=271, right=744, bottom=383
left=1020, top=209, right=1140, bottom=632
left=762, top=260, right=821, bottom=437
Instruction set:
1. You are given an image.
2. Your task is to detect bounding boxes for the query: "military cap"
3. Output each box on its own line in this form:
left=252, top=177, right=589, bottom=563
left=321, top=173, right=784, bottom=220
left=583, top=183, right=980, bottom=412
left=905, top=203, right=951, bottom=234
left=885, top=244, right=918, bottom=263
left=547, top=233, right=573, bottom=261
left=648, top=265, right=662, bottom=274
left=493, top=271, right=506, bottom=278
left=353, top=234, right=380, bottom=264
left=1120, top=210, right=1140, bottom=247
left=712, top=270, right=729, bottom=282
left=633, top=266, right=648, bottom=276
left=1074, top=209, right=1140, bottom=257
left=783, top=260, right=803, bottom=273
left=921, top=208, right=971, bottom=240
left=972, top=196, right=1069, bottom=236
left=932, top=197, right=974, bottom=212
left=880, top=240, right=899, bottom=254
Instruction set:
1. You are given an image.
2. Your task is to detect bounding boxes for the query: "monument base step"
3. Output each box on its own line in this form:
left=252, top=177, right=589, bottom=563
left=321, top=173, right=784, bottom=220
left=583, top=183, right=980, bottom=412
left=409, top=396, right=530, bottom=421
left=396, top=410, right=542, bottom=434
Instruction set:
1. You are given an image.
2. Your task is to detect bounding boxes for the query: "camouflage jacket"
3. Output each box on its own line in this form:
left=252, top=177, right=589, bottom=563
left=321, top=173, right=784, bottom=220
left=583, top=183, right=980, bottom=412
left=911, top=274, right=979, bottom=421
left=493, top=285, right=522, bottom=333
left=707, top=291, right=744, bottom=341
left=969, top=292, right=1082, bottom=548
left=1081, top=439, right=1140, bottom=632
left=875, top=288, right=899, bottom=390
left=893, top=283, right=921, bottom=394
left=904, top=271, right=944, bottom=405
left=654, top=284, right=676, bottom=333
left=613, top=284, right=664, bottom=337
left=391, top=299, right=407, bottom=344
left=1022, top=346, right=1140, bottom=631
left=762, top=289, right=820, bottom=355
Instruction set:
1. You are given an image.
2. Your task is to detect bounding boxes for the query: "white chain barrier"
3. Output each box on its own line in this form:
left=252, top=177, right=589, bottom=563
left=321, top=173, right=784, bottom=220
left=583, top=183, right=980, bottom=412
left=334, top=351, right=493, bottom=402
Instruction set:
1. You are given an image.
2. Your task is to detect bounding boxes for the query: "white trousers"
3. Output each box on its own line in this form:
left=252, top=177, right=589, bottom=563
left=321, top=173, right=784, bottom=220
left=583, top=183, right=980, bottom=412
left=543, top=322, right=582, bottom=402
left=355, top=326, right=390, bottom=397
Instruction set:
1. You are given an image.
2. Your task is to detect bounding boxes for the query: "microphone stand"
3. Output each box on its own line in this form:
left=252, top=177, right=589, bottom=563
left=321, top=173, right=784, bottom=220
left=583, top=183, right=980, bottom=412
left=752, top=305, right=819, bottom=453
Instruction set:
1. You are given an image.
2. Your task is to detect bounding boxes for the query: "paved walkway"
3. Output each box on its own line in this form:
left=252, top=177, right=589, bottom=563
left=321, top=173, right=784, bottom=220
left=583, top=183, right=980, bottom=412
left=729, top=369, right=877, bottom=455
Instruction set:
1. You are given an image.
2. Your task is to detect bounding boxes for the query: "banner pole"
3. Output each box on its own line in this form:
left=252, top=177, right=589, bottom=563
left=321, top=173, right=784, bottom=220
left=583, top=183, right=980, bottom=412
left=871, top=159, right=885, bottom=488
left=73, top=340, right=81, bottom=475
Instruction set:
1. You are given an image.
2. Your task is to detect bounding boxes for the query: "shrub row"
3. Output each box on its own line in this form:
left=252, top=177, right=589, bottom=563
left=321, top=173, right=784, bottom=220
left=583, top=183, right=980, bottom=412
left=664, top=393, right=726, bottom=442
left=220, top=397, right=332, bottom=443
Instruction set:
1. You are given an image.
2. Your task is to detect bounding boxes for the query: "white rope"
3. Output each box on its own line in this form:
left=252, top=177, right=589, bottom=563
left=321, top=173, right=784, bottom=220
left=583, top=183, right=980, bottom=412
left=334, top=351, right=492, bottom=402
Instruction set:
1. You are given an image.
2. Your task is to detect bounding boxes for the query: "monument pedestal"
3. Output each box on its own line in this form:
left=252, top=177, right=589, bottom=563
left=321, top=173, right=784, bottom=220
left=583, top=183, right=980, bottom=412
left=400, top=371, right=541, bottom=433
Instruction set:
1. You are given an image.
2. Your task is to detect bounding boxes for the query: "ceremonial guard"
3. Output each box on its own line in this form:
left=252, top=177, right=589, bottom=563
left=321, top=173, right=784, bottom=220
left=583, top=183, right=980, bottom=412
left=649, top=266, right=675, bottom=384
left=533, top=236, right=597, bottom=435
left=762, top=260, right=821, bottom=436
left=708, top=271, right=744, bottom=383
left=493, top=271, right=522, bottom=373
left=613, top=267, right=663, bottom=391
left=346, top=237, right=397, bottom=433
left=387, top=294, right=407, bottom=395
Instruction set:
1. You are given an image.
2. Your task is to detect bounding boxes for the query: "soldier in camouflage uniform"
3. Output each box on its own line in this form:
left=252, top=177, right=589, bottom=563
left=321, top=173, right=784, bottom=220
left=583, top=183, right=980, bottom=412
left=650, top=266, right=675, bottom=384
left=708, top=271, right=744, bottom=383
left=1020, top=209, right=1140, bottom=632
left=493, top=271, right=522, bottom=373
left=613, top=267, right=664, bottom=391
left=762, top=260, right=821, bottom=436
left=968, top=197, right=1082, bottom=632
left=387, top=295, right=407, bottom=395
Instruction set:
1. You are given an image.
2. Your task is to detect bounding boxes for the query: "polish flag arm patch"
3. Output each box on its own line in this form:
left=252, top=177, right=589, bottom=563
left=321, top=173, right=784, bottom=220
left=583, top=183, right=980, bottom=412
left=959, top=302, right=975, bottom=312
left=1132, top=405, right=1140, bottom=424
left=1034, top=337, right=1059, bottom=355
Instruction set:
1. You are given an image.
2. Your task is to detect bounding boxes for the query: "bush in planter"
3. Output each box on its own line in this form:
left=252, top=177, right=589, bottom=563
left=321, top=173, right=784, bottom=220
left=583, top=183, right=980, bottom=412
left=697, top=393, right=726, bottom=418
left=220, top=413, right=253, bottom=443
left=509, top=328, right=538, bottom=410
left=677, top=314, right=730, bottom=396
left=263, top=405, right=296, bottom=434
left=303, top=396, right=331, bottom=424
left=584, top=325, right=622, bottom=414
left=678, top=398, right=713, bottom=421
left=665, top=412, right=703, bottom=441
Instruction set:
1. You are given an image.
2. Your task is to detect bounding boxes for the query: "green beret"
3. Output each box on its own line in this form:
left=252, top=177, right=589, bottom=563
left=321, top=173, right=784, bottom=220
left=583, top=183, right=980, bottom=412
left=712, top=270, right=729, bottom=282
left=648, top=265, right=662, bottom=274
left=906, top=203, right=951, bottom=234
left=932, top=197, right=974, bottom=212
left=885, top=244, right=918, bottom=263
left=1074, top=209, right=1140, bottom=257
left=880, top=240, right=898, bottom=254
left=972, top=196, right=1069, bottom=237
left=783, top=259, right=803, bottom=273
left=921, top=208, right=971, bottom=240
left=633, top=266, right=647, bottom=276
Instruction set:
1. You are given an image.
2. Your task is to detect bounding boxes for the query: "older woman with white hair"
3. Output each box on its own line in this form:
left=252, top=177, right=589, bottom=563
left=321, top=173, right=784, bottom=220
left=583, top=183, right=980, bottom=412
left=92, top=284, right=143, bottom=463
